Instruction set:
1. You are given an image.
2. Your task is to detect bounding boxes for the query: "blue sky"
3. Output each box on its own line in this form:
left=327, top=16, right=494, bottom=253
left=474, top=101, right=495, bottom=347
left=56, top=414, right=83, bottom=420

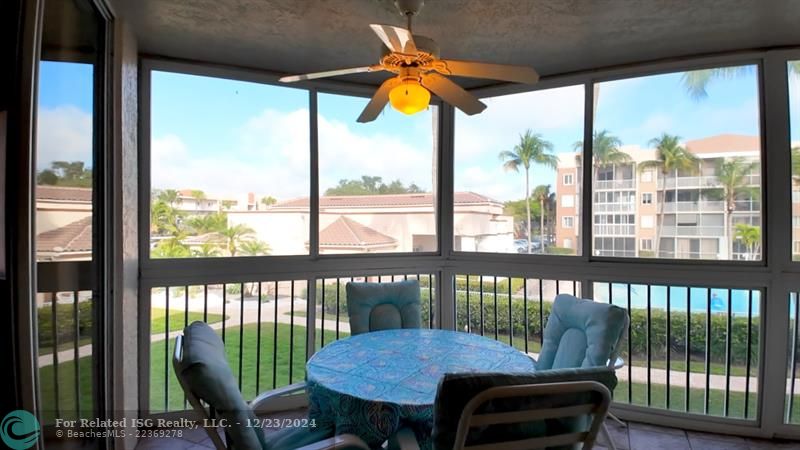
left=37, top=61, right=799, bottom=202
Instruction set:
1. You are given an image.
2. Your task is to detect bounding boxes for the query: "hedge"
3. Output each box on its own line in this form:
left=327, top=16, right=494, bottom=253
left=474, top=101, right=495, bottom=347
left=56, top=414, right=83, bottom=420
left=37, top=300, right=93, bottom=349
left=315, top=282, right=761, bottom=366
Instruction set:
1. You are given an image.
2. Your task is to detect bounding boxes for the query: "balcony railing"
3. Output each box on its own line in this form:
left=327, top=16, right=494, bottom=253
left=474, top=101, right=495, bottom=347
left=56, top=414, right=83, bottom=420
left=658, top=174, right=761, bottom=189
left=663, top=201, right=725, bottom=213
left=661, top=225, right=725, bottom=237
left=594, top=224, right=636, bottom=235
left=594, top=202, right=637, bottom=213
left=595, top=179, right=636, bottom=190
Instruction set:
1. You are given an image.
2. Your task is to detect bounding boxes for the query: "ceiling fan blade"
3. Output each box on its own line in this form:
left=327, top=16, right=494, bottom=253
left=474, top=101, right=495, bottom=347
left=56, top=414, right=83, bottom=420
left=357, top=77, right=402, bottom=123
left=370, top=24, right=417, bottom=54
left=421, top=73, right=487, bottom=115
left=436, top=59, right=540, bottom=84
left=279, top=66, right=379, bottom=83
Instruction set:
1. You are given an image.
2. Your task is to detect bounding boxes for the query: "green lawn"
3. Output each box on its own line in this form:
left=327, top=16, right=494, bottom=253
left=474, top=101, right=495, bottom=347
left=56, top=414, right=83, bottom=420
left=150, top=308, right=225, bottom=334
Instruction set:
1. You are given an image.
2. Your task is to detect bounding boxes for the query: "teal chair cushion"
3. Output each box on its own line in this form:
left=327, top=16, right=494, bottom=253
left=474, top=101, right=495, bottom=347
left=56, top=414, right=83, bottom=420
left=346, top=280, right=422, bottom=335
left=432, top=367, right=617, bottom=450
left=180, top=321, right=268, bottom=450
left=536, top=294, right=627, bottom=370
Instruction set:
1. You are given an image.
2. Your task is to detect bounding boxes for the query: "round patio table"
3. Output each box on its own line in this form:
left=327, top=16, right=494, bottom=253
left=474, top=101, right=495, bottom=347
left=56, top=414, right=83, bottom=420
left=306, top=329, right=536, bottom=448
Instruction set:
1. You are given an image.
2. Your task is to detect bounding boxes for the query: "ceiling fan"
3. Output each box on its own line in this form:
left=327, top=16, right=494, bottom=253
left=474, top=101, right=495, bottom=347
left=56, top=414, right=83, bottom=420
left=279, top=0, right=539, bottom=123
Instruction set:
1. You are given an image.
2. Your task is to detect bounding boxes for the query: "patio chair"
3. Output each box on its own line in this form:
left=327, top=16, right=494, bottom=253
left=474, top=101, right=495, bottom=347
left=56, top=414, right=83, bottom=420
left=535, top=294, right=630, bottom=450
left=388, top=367, right=616, bottom=450
left=345, top=279, right=422, bottom=335
left=173, top=321, right=369, bottom=450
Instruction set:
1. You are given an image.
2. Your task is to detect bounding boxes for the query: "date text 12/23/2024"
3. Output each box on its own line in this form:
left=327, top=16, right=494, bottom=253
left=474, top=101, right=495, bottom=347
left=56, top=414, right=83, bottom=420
left=53, top=417, right=318, bottom=430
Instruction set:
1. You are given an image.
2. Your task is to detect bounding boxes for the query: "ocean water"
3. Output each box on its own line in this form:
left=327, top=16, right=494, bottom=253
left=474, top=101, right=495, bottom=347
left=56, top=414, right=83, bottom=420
left=593, top=282, right=762, bottom=317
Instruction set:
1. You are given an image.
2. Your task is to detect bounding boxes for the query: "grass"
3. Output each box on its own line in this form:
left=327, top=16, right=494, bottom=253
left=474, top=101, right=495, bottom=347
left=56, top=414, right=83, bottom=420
left=38, top=322, right=800, bottom=426
left=149, top=308, right=225, bottom=334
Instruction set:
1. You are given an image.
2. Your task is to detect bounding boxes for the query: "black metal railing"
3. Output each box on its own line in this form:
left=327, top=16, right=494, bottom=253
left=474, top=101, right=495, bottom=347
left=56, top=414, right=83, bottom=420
left=451, top=275, right=581, bottom=355
left=37, top=261, right=95, bottom=425
left=593, top=281, right=760, bottom=420
left=148, top=274, right=437, bottom=413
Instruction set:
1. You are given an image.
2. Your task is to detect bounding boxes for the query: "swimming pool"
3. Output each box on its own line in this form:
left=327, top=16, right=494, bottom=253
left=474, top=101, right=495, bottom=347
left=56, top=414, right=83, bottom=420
left=593, top=282, right=762, bottom=316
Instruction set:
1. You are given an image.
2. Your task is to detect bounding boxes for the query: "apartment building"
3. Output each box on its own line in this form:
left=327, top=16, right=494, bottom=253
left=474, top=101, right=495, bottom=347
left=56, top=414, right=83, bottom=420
left=556, top=134, right=767, bottom=259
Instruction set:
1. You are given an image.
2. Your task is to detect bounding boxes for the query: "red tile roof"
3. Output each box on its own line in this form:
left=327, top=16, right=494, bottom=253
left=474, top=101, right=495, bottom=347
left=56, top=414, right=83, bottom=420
left=319, top=216, right=397, bottom=248
left=274, top=192, right=498, bottom=209
left=37, top=216, right=92, bottom=253
left=36, top=186, right=92, bottom=202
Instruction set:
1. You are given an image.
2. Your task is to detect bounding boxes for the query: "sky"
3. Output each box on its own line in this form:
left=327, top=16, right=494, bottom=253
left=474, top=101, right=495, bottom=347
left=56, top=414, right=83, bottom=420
left=36, top=61, right=800, bottom=203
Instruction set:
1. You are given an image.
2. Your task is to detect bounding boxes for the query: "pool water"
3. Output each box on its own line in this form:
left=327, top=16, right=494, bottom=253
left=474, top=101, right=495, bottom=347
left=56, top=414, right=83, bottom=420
left=593, top=282, right=762, bottom=316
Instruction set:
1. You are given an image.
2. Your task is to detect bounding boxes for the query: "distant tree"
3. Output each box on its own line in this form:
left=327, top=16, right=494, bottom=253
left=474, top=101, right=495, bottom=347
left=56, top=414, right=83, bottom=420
left=192, top=242, right=221, bottom=258
left=717, top=157, right=760, bottom=259
left=220, top=200, right=237, bottom=210
left=573, top=130, right=631, bottom=184
left=187, top=212, right=227, bottom=235
left=36, top=160, right=93, bottom=187
left=734, top=223, right=761, bottom=260
left=260, top=196, right=277, bottom=208
left=792, top=147, right=800, bottom=182
left=325, top=175, right=424, bottom=195
left=151, top=238, right=191, bottom=258
left=532, top=184, right=553, bottom=252
left=639, top=134, right=699, bottom=256
left=217, top=224, right=256, bottom=256
left=499, top=130, right=558, bottom=253
left=239, top=240, right=271, bottom=256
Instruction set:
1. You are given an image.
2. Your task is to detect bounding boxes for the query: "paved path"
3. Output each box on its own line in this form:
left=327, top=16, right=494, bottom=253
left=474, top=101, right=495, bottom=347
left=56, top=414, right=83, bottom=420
left=37, top=290, right=786, bottom=394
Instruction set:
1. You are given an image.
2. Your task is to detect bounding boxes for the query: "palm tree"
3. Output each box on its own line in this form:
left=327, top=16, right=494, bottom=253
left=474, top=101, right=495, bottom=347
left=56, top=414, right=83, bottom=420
left=260, top=196, right=277, bottom=209
left=499, top=130, right=559, bottom=253
left=239, top=240, right=271, bottom=256
left=639, top=134, right=699, bottom=257
left=192, top=242, right=221, bottom=258
left=187, top=212, right=227, bottom=235
left=151, top=238, right=191, bottom=258
left=217, top=224, right=256, bottom=256
left=573, top=130, right=631, bottom=185
left=734, top=223, right=761, bottom=260
left=681, top=63, right=800, bottom=99
left=532, top=185, right=552, bottom=253
left=717, top=157, right=760, bottom=259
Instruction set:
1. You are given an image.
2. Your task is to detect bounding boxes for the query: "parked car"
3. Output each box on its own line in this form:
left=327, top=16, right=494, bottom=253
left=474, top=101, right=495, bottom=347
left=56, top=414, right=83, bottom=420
left=514, top=239, right=542, bottom=253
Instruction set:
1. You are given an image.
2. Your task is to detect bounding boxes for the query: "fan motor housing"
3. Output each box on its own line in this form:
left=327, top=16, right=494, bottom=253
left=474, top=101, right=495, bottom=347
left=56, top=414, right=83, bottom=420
left=380, top=34, right=440, bottom=68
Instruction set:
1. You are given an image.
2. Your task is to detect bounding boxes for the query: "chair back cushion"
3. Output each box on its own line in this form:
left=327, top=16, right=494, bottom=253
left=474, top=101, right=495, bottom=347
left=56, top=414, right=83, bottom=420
left=537, top=294, right=627, bottom=370
left=178, top=321, right=267, bottom=450
left=346, top=280, right=422, bottom=335
left=433, top=367, right=617, bottom=450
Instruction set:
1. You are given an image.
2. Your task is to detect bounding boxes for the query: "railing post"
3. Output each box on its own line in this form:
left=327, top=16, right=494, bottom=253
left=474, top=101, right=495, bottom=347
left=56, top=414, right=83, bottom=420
left=438, top=268, right=455, bottom=331
left=306, top=277, right=317, bottom=360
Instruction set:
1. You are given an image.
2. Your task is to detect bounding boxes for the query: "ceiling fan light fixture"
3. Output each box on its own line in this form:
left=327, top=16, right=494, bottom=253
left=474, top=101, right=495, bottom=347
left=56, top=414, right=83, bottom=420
left=389, top=77, right=430, bottom=115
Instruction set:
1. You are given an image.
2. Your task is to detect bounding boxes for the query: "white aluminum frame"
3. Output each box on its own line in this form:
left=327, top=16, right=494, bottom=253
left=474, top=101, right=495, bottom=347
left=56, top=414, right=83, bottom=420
left=137, top=47, right=800, bottom=439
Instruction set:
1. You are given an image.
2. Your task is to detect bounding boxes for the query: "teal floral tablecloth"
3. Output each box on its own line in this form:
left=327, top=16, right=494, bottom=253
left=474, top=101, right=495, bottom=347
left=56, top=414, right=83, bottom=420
left=306, top=329, right=536, bottom=448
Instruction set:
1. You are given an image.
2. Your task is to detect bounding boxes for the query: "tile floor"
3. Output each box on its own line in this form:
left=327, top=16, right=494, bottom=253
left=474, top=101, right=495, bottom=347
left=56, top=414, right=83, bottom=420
left=135, top=408, right=800, bottom=450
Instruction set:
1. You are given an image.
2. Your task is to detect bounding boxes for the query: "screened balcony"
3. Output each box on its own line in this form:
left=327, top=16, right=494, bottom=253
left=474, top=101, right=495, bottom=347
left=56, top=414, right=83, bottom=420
left=6, top=1, right=800, bottom=450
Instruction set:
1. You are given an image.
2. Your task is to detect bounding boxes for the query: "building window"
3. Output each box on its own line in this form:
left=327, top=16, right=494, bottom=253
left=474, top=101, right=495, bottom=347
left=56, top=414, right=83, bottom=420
left=641, top=238, right=653, bottom=251
left=591, top=64, right=761, bottom=261
left=454, top=85, right=584, bottom=256
left=562, top=216, right=574, bottom=228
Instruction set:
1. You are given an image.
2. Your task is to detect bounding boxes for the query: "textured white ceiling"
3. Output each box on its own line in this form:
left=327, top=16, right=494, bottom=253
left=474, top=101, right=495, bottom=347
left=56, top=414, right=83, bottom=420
left=113, top=0, right=800, bottom=88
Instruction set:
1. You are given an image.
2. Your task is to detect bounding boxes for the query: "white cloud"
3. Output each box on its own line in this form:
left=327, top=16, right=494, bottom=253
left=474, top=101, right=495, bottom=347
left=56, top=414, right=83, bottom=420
left=455, top=85, right=584, bottom=161
left=36, top=106, right=92, bottom=169
left=150, top=106, right=436, bottom=200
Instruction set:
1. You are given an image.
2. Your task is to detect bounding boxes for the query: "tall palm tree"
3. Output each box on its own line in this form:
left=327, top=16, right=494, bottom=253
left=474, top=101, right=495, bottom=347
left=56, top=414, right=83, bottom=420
left=734, top=223, right=761, bottom=260
left=187, top=212, right=227, bottom=235
left=717, top=157, right=759, bottom=259
left=532, top=185, right=552, bottom=253
left=573, top=130, right=631, bottom=185
left=639, top=134, right=699, bottom=257
left=217, top=224, right=256, bottom=256
left=151, top=238, right=191, bottom=258
left=499, top=130, right=559, bottom=253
